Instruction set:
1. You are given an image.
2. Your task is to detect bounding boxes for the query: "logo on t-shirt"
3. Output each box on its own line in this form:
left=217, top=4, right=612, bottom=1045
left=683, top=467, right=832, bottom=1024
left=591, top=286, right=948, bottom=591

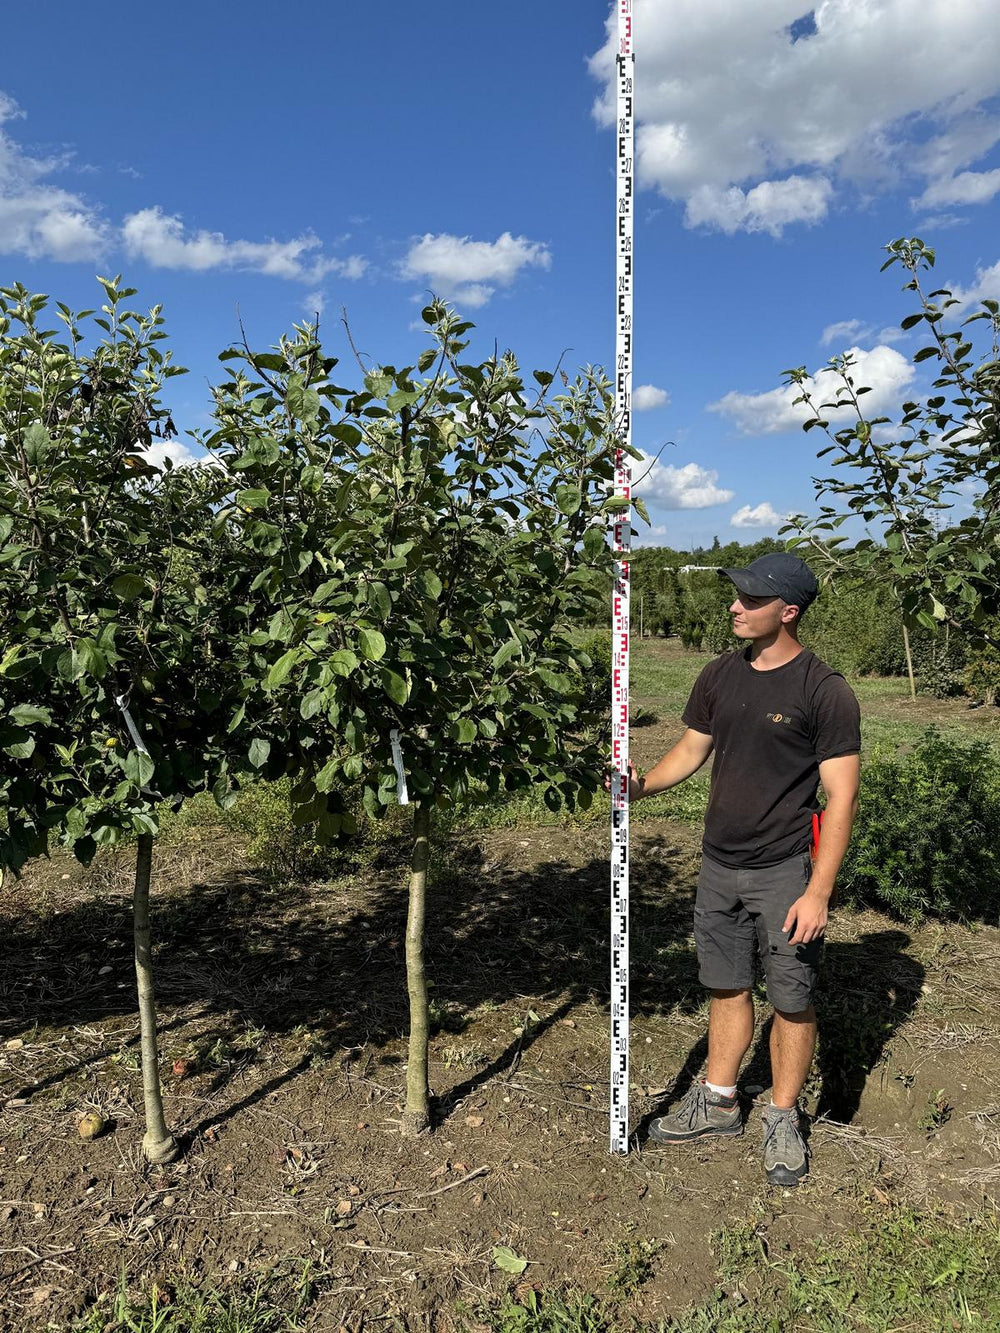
left=766, top=712, right=794, bottom=725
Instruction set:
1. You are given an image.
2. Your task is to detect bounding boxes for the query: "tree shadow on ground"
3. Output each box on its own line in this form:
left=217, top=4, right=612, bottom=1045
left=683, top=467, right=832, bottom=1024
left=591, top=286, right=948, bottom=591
left=0, top=827, right=704, bottom=1133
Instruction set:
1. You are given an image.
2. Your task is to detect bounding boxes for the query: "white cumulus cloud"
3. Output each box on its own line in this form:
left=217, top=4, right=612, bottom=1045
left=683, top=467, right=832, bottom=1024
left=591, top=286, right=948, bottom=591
left=821, top=318, right=905, bottom=348
left=914, top=167, right=1000, bottom=208
left=821, top=318, right=869, bottom=347
left=589, top=1, right=1000, bottom=235
left=731, top=501, right=785, bottom=528
left=141, top=440, right=206, bottom=470
left=0, top=92, right=366, bottom=283
left=0, top=92, right=107, bottom=261
left=401, top=232, right=550, bottom=307
left=708, top=344, right=915, bottom=435
left=949, top=259, right=1000, bottom=310
left=122, top=207, right=365, bottom=284
left=633, top=383, right=670, bottom=410
left=684, top=175, right=832, bottom=236
left=634, top=454, right=734, bottom=509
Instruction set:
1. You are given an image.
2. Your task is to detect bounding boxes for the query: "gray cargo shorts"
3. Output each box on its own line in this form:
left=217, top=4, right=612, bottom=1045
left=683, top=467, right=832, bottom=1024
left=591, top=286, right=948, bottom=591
left=694, top=850, right=821, bottom=1013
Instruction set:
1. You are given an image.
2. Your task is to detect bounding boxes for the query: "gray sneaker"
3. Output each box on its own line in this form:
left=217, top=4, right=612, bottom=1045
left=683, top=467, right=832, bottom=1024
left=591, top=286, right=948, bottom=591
left=761, top=1105, right=808, bottom=1185
left=647, top=1080, right=742, bottom=1143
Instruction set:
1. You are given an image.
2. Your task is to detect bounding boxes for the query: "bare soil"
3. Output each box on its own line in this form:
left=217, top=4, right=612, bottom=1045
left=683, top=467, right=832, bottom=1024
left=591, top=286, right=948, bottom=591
left=2, top=818, right=999, bottom=1330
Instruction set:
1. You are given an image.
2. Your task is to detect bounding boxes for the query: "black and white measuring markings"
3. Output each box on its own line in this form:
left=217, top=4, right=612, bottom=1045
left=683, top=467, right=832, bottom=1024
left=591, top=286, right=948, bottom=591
left=610, top=0, right=633, bottom=1156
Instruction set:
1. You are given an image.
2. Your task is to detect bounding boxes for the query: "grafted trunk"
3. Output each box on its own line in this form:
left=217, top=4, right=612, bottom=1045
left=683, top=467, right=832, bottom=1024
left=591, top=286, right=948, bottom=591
left=402, top=801, right=432, bottom=1135
left=134, top=834, right=179, bottom=1163
left=902, top=621, right=916, bottom=701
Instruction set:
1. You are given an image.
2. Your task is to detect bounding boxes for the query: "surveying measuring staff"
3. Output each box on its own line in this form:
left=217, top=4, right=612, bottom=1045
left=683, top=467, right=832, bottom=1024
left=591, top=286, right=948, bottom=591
left=607, top=0, right=635, bottom=1156
left=623, top=554, right=861, bottom=1185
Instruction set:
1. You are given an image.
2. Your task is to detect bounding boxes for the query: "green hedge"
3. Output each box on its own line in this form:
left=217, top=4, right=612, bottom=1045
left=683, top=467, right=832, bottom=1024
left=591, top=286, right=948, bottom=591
left=839, top=729, right=1000, bottom=921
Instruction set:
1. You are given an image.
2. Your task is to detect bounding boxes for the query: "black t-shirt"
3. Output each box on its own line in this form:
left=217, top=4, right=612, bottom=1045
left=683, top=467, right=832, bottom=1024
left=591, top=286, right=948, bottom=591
left=682, top=647, right=861, bottom=869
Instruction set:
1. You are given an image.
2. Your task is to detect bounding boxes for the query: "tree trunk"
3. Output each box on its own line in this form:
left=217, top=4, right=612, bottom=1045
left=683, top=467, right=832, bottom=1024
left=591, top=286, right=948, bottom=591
left=134, top=834, right=179, bottom=1163
left=902, top=620, right=916, bottom=701
left=402, top=801, right=432, bottom=1135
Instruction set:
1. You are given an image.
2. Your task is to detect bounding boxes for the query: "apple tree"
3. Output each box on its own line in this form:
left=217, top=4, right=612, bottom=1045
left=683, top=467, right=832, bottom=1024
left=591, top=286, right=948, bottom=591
left=0, top=279, right=248, bottom=1162
left=208, top=302, right=628, bottom=1131
left=783, top=238, right=1000, bottom=650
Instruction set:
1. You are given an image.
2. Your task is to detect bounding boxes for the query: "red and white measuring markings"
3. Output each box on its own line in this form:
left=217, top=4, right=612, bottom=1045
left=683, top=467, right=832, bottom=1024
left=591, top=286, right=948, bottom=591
left=610, top=0, right=634, bottom=1156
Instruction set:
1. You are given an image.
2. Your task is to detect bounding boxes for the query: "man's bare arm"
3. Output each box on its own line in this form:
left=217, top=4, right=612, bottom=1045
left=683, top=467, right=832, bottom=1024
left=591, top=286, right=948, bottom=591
left=784, top=753, right=860, bottom=945
left=631, top=728, right=714, bottom=800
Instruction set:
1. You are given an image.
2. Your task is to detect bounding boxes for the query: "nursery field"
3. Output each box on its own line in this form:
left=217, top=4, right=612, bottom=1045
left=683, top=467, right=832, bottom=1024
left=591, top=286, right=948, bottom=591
left=3, top=640, right=1000, bottom=1332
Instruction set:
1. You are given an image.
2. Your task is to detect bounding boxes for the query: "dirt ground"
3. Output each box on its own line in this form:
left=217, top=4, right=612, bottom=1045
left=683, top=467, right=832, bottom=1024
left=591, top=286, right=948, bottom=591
left=2, top=806, right=1000, bottom=1332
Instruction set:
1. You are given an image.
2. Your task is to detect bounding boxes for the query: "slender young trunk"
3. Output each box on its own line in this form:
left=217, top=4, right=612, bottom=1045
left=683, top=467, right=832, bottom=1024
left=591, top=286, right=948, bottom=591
left=134, top=834, right=178, bottom=1163
left=902, top=620, right=916, bottom=701
left=402, top=801, right=432, bottom=1135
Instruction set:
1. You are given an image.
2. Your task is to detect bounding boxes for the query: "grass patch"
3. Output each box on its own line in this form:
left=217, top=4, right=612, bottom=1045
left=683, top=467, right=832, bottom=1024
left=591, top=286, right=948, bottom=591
left=72, top=1260, right=316, bottom=1332
left=709, top=1204, right=1000, bottom=1332
left=468, top=1205, right=1000, bottom=1333
left=630, top=642, right=705, bottom=707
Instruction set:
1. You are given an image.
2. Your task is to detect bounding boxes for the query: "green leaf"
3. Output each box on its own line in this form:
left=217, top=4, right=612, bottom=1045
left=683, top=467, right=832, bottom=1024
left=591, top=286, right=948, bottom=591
left=286, top=377, right=321, bottom=422
left=300, top=688, right=325, bottom=720
left=8, top=704, right=51, bottom=726
left=386, top=388, right=422, bottom=411
left=492, top=639, right=521, bottom=669
left=249, top=738, right=271, bottom=768
left=22, top=422, right=52, bottom=464
left=300, top=464, right=324, bottom=493
left=124, top=749, right=155, bottom=789
left=329, top=649, right=359, bottom=677
left=555, top=484, right=581, bottom=517
left=633, top=496, right=651, bottom=526
left=381, top=668, right=409, bottom=705
left=451, top=718, right=476, bottom=744
left=492, top=1246, right=528, bottom=1275
left=213, top=774, right=238, bottom=811
left=583, top=527, right=607, bottom=558
left=358, top=628, right=387, bottom=662
left=71, top=638, right=107, bottom=681
left=418, top=569, right=443, bottom=601
left=368, top=581, right=391, bottom=619
left=364, top=369, right=393, bottom=398
left=112, top=573, right=148, bottom=602
left=237, top=488, right=270, bottom=510
left=264, top=648, right=300, bottom=690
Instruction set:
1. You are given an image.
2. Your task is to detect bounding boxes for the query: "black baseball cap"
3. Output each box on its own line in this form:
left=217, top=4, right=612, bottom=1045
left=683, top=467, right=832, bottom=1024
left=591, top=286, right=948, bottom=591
left=719, top=553, right=819, bottom=612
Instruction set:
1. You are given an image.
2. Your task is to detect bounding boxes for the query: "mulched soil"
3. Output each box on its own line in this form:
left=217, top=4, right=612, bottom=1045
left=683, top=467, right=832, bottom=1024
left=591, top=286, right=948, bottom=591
left=2, top=817, right=999, bottom=1331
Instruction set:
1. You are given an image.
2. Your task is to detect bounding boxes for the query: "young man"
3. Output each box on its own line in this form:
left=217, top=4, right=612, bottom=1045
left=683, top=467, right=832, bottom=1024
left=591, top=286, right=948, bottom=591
left=629, top=553, right=860, bottom=1185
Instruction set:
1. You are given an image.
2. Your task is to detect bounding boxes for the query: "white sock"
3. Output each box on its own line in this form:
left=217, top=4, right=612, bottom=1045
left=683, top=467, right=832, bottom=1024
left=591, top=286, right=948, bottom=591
left=705, top=1079, right=737, bottom=1099
left=769, top=1101, right=796, bottom=1114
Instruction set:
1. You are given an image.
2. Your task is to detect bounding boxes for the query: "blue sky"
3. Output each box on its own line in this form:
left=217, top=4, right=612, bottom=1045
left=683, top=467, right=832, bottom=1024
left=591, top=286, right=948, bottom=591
left=4, top=0, right=999, bottom=549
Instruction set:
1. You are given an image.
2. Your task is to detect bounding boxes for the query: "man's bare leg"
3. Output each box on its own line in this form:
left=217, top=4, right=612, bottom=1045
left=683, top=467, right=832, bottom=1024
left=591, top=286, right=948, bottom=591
left=706, top=988, right=754, bottom=1087
left=770, top=1005, right=816, bottom=1108
left=648, top=987, right=749, bottom=1142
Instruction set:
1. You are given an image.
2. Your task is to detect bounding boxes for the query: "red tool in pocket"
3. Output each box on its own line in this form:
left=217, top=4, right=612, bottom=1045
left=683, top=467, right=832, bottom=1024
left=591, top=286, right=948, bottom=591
left=811, top=810, right=837, bottom=908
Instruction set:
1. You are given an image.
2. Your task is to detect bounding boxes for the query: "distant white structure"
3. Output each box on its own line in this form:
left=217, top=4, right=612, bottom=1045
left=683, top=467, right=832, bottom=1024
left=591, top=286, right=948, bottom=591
left=678, top=564, right=720, bottom=573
